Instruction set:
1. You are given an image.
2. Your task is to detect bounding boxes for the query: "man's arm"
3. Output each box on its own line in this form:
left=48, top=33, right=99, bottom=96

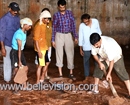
left=52, top=14, right=57, bottom=48
left=106, top=60, right=114, bottom=82
left=0, top=17, right=6, bottom=56
left=96, top=19, right=102, bottom=35
left=70, top=11, right=78, bottom=44
left=34, top=40, right=42, bottom=58
left=93, top=55, right=105, bottom=70
left=78, top=24, right=84, bottom=56
left=17, top=39, right=22, bottom=67
left=79, top=46, right=84, bottom=56
left=0, top=41, right=6, bottom=57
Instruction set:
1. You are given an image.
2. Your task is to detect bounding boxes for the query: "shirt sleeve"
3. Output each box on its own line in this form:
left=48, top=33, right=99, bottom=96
left=52, top=14, right=58, bottom=42
left=91, top=46, right=98, bottom=55
left=70, top=11, right=78, bottom=39
left=97, top=20, right=102, bottom=35
left=33, top=24, right=41, bottom=41
left=0, top=17, right=6, bottom=41
left=78, top=24, right=83, bottom=46
left=15, top=32, right=22, bottom=41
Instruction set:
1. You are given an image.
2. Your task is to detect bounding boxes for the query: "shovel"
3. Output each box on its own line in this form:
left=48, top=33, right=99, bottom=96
left=102, top=68, right=118, bottom=97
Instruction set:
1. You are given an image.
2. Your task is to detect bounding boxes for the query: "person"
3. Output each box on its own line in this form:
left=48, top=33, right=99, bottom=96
left=10, top=17, right=33, bottom=95
left=34, top=8, right=52, bottom=79
left=0, top=2, right=20, bottom=83
left=89, top=33, right=130, bottom=98
left=52, top=0, right=78, bottom=80
left=33, top=10, right=51, bottom=84
left=78, top=13, right=102, bottom=80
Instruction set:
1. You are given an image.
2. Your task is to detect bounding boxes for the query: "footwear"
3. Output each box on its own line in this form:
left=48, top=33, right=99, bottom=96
left=23, top=88, right=33, bottom=91
left=87, top=90, right=99, bottom=94
left=59, top=75, right=63, bottom=78
left=126, top=95, right=130, bottom=99
left=69, top=74, right=76, bottom=81
left=45, top=76, right=50, bottom=79
left=13, top=91, right=21, bottom=96
left=83, top=77, right=89, bottom=83
left=5, top=81, right=10, bottom=84
left=39, top=79, right=44, bottom=83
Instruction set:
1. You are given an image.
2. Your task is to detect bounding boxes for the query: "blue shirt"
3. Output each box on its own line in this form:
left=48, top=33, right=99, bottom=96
left=52, top=10, right=78, bottom=41
left=0, top=12, right=20, bottom=47
left=12, top=28, right=26, bottom=50
left=78, top=18, right=102, bottom=51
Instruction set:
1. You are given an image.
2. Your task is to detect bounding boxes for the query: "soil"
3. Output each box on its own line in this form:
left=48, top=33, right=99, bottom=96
left=0, top=45, right=130, bottom=105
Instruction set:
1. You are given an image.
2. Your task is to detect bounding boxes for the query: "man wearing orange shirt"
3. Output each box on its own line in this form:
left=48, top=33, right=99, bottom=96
left=33, top=10, right=51, bottom=84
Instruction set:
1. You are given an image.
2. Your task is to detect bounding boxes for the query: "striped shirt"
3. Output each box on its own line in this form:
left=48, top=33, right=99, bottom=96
left=52, top=10, right=78, bottom=41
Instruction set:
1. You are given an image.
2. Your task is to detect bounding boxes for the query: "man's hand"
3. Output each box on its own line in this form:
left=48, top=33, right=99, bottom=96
left=52, top=42, right=56, bottom=48
left=80, top=47, right=84, bottom=56
left=38, top=52, right=42, bottom=58
left=99, top=62, right=105, bottom=70
left=106, top=73, right=112, bottom=82
left=1, top=47, right=6, bottom=57
left=18, top=61, right=23, bottom=68
left=74, top=38, right=78, bottom=44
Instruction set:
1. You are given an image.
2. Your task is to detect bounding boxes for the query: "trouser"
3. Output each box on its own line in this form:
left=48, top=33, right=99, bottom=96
left=93, top=55, right=129, bottom=81
left=55, top=32, right=74, bottom=69
left=3, top=46, right=12, bottom=82
left=83, top=51, right=91, bottom=77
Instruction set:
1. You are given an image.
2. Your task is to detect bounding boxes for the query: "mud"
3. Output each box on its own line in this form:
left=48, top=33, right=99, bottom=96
left=0, top=45, right=130, bottom=105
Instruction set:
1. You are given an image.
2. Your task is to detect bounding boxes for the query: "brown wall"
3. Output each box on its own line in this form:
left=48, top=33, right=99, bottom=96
left=0, top=0, right=130, bottom=46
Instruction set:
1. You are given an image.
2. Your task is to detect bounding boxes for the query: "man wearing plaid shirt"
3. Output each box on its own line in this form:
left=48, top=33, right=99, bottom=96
left=52, top=0, right=78, bottom=80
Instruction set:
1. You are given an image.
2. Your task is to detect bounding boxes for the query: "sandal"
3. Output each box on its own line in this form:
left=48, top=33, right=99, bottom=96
left=59, top=75, right=63, bottom=78
left=126, top=95, right=130, bottom=99
left=45, top=76, right=50, bottom=79
left=69, top=74, right=76, bottom=81
left=13, top=90, right=21, bottom=96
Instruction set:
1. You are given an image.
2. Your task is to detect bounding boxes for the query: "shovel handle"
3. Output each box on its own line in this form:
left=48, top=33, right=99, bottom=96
left=102, top=68, right=118, bottom=97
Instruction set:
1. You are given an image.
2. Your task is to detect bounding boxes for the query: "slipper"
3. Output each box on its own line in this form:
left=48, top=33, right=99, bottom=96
left=39, top=79, right=44, bottom=83
left=13, top=91, right=21, bottom=96
left=69, top=74, right=76, bottom=81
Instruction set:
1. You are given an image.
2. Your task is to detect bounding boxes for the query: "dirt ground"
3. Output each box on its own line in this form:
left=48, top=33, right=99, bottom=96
left=0, top=45, right=130, bottom=105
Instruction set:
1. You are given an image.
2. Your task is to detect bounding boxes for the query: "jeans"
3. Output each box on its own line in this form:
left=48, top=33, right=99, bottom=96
left=83, top=51, right=91, bottom=77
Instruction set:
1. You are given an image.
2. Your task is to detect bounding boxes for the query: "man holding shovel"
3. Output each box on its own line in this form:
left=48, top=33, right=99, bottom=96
left=89, top=33, right=130, bottom=98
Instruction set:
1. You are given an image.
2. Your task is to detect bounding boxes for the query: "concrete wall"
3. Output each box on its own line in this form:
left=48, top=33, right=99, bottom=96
left=0, top=0, right=130, bottom=46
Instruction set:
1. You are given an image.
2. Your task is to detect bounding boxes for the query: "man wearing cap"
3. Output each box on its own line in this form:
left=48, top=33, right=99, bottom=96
left=10, top=17, right=33, bottom=95
left=52, top=0, right=78, bottom=80
left=0, top=2, right=20, bottom=83
left=33, top=10, right=51, bottom=84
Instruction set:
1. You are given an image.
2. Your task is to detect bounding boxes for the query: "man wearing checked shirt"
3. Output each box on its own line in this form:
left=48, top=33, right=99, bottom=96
left=52, top=0, right=78, bottom=80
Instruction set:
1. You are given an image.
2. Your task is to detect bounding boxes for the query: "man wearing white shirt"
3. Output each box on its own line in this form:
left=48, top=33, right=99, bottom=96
left=89, top=33, right=130, bottom=98
left=78, top=14, right=102, bottom=80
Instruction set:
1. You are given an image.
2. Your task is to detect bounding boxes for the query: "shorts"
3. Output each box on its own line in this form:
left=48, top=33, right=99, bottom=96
left=93, top=55, right=129, bottom=81
left=35, top=50, right=46, bottom=66
left=10, top=49, right=26, bottom=69
left=35, top=47, right=51, bottom=65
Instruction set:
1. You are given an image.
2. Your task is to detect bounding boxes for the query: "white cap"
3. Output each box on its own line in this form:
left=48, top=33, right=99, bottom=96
left=39, top=10, right=51, bottom=24
left=20, top=17, right=33, bottom=28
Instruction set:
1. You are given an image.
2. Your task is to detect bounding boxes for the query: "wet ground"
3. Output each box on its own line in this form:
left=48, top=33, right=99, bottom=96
left=0, top=45, right=130, bottom=105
